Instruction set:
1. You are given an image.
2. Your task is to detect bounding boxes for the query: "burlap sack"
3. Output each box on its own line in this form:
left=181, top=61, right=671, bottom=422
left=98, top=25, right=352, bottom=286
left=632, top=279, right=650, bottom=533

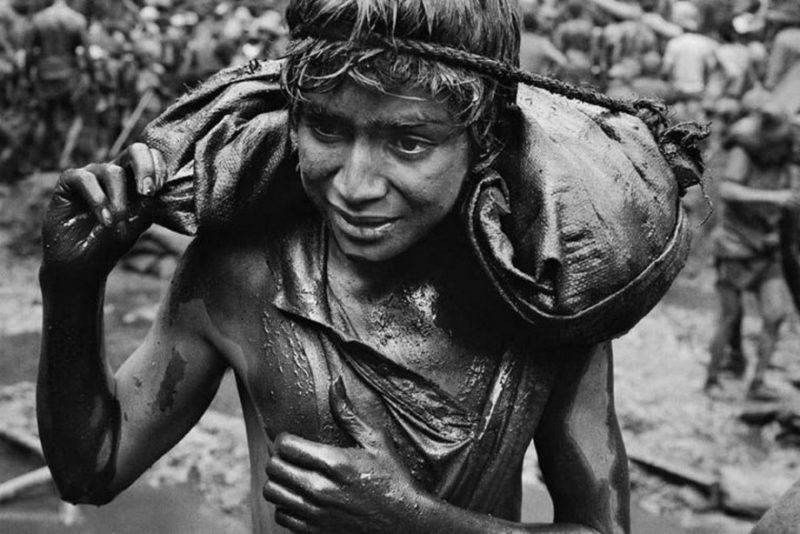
left=142, top=60, right=696, bottom=344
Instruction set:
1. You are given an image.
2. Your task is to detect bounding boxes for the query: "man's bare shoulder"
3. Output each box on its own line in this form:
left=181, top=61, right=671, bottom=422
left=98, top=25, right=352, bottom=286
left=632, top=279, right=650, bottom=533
left=164, top=223, right=274, bottom=325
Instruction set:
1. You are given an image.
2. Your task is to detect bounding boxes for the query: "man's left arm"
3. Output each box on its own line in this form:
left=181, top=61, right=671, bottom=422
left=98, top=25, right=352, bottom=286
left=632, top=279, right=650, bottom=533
left=533, top=342, right=629, bottom=534
left=77, top=21, right=94, bottom=83
left=23, top=24, right=38, bottom=82
left=765, top=31, right=790, bottom=90
left=420, top=342, right=627, bottom=533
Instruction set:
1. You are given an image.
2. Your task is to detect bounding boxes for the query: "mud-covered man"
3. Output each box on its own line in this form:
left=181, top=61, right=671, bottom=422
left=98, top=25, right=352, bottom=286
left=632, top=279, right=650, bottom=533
left=35, top=1, right=692, bottom=532
left=706, top=102, right=800, bottom=400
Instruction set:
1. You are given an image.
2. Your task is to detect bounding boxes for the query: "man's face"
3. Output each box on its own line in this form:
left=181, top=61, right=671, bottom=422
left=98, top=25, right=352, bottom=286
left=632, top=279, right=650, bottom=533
left=295, top=81, right=471, bottom=263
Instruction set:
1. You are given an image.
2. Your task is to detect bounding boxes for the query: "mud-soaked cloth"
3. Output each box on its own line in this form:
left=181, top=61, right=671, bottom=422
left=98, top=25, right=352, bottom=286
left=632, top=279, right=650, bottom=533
left=258, top=211, right=558, bottom=520
left=141, top=59, right=697, bottom=345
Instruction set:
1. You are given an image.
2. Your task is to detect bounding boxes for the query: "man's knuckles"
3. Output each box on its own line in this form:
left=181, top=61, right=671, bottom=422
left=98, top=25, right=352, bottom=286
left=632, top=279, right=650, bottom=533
left=306, top=474, right=338, bottom=502
left=274, top=432, right=294, bottom=451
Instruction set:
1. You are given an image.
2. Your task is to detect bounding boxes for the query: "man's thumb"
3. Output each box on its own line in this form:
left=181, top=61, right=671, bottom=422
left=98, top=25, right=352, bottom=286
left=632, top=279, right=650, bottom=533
left=329, top=376, right=380, bottom=449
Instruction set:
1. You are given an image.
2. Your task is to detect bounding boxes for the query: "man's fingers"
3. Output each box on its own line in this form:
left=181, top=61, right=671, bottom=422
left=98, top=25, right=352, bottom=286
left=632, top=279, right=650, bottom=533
left=266, top=456, right=317, bottom=491
left=61, top=168, right=113, bottom=227
left=262, top=480, right=321, bottom=520
left=150, top=147, right=167, bottom=189
left=265, top=457, right=340, bottom=508
left=122, top=142, right=156, bottom=196
left=274, top=508, right=319, bottom=534
left=111, top=143, right=168, bottom=196
left=329, top=376, right=381, bottom=449
left=90, top=164, right=128, bottom=221
left=274, top=433, right=352, bottom=482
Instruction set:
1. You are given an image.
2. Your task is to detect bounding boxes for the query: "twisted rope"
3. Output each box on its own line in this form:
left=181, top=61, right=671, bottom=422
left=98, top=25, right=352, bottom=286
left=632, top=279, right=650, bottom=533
left=284, top=28, right=705, bottom=197
left=290, top=28, right=670, bottom=133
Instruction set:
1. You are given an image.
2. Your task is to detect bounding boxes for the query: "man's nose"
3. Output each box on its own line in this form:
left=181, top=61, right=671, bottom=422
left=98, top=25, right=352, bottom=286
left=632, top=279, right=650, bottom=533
left=333, top=140, right=388, bottom=205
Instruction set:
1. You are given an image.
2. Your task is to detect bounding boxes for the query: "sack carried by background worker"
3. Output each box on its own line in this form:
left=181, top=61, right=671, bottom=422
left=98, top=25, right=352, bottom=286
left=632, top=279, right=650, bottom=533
left=141, top=60, right=700, bottom=345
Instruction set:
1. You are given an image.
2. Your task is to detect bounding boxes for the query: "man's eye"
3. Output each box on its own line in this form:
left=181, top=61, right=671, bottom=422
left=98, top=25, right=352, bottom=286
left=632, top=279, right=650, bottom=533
left=393, top=136, right=432, bottom=155
left=310, top=123, right=345, bottom=141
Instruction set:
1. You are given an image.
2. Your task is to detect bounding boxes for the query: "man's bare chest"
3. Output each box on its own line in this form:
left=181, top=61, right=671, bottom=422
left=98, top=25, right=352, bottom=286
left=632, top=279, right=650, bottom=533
left=212, top=216, right=523, bottom=446
left=325, top=279, right=515, bottom=402
left=210, top=268, right=515, bottom=448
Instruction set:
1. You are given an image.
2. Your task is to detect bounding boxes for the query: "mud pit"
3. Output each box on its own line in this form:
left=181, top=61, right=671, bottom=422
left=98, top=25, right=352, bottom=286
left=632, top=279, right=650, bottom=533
left=2, top=175, right=799, bottom=533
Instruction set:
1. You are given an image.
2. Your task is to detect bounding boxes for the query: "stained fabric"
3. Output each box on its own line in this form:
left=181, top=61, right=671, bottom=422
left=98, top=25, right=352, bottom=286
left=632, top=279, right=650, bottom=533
left=262, top=212, right=557, bottom=520
left=142, top=59, right=693, bottom=345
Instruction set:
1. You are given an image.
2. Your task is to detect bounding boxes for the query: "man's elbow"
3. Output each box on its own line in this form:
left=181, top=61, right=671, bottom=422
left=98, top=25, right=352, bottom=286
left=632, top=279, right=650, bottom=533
left=47, top=459, right=121, bottom=506
left=717, top=182, right=737, bottom=201
left=53, top=475, right=119, bottom=506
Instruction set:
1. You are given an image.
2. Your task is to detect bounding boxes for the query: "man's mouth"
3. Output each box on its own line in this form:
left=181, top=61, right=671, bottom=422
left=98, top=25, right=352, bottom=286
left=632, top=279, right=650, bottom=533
left=330, top=207, right=399, bottom=241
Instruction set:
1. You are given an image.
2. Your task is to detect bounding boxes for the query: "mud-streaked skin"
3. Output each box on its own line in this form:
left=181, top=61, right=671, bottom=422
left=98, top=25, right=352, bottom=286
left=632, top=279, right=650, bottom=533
left=37, top=83, right=630, bottom=533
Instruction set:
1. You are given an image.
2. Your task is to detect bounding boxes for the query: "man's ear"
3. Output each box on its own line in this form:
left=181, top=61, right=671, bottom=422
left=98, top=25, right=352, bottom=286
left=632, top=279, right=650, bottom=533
left=287, top=100, right=302, bottom=131
left=287, top=104, right=300, bottom=147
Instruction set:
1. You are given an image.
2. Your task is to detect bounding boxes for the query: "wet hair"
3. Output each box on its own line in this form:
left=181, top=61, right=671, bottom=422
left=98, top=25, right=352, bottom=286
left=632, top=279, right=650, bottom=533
left=565, top=0, right=586, bottom=20
left=718, top=19, right=736, bottom=43
left=639, top=0, right=659, bottom=13
left=522, top=11, right=539, bottom=32
left=281, top=0, right=522, bottom=166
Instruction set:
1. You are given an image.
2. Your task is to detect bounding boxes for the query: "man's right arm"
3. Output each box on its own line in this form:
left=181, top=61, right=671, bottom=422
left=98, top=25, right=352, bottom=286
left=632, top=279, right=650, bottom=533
left=23, top=25, right=38, bottom=81
left=764, top=31, right=790, bottom=90
left=718, top=146, right=800, bottom=209
left=37, top=146, right=228, bottom=504
left=587, top=0, right=641, bottom=21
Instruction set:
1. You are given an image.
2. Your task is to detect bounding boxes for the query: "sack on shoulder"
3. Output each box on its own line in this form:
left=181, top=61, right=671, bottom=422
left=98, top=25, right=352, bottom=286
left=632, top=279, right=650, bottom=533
left=143, top=60, right=701, bottom=344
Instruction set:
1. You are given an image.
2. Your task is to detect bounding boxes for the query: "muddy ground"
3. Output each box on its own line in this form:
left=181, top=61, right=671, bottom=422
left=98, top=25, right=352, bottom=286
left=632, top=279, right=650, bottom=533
left=2, top=173, right=799, bottom=533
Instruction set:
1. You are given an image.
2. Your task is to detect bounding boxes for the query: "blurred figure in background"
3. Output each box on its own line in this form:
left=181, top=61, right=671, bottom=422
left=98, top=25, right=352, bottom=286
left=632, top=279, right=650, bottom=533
left=232, top=9, right=287, bottom=65
left=25, top=0, right=91, bottom=169
left=661, top=1, right=718, bottom=122
left=706, top=101, right=800, bottom=401
left=707, top=20, right=759, bottom=106
left=0, top=0, right=20, bottom=106
left=606, top=48, right=672, bottom=102
left=519, top=6, right=567, bottom=75
left=179, top=5, right=235, bottom=87
left=764, top=3, right=800, bottom=115
left=552, top=0, right=595, bottom=84
left=704, top=15, right=763, bottom=139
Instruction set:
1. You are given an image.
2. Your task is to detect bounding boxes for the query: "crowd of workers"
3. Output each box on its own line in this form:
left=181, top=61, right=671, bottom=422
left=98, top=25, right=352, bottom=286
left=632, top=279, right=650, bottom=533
left=1, top=0, right=798, bottom=179
left=0, top=0, right=796, bottom=179
left=521, top=0, right=800, bottom=123
left=2, top=0, right=800, bottom=401
left=513, top=0, right=800, bottom=403
left=0, top=0, right=289, bottom=179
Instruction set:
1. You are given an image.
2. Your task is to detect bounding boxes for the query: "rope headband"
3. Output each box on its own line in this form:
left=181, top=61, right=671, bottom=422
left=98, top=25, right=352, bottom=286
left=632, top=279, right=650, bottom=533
left=288, top=24, right=670, bottom=135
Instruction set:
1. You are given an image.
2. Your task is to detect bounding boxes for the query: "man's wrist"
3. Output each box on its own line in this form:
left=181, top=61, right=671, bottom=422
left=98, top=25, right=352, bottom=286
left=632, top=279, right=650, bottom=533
left=39, top=263, right=107, bottom=294
left=414, top=493, right=456, bottom=534
left=413, top=492, right=516, bottom=534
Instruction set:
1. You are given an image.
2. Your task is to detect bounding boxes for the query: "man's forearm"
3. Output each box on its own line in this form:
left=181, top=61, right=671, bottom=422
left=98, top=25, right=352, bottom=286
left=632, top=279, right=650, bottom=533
left=415, top=494, right=601, bottom=534
left=764, top=44, right=788, bottom=90
left=37, top=269, right=121, bottom=504
left=719, top=182, right=790, bottom=206
left=588, top=0, right=641, bottom=21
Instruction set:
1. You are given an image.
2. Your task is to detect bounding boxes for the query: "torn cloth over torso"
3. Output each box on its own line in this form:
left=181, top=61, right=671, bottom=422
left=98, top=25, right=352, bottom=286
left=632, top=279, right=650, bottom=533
left=245, top=208, right=559, bottom=525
